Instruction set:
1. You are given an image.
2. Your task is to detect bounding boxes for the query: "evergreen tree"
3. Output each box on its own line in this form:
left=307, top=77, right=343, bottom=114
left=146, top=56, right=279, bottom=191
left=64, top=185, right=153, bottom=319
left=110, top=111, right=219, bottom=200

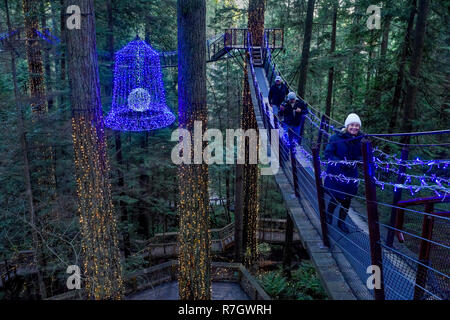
left=177, top=0, right=211, bottom=300
left=66, top=0, right=124, bottom=299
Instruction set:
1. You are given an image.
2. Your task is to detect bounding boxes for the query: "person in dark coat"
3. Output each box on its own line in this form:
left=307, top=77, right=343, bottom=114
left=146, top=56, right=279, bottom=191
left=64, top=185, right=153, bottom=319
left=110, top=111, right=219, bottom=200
left=323, top=113, right=363, bottom=233
left=280, top=92, right=308, bottom=143
left=268, top=76, right=288, bottom=117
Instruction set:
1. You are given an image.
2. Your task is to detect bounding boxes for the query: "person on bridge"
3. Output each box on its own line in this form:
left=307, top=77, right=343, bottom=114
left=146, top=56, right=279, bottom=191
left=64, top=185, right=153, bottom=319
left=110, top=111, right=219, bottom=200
left=279, top=92, right=308, bottom=144
left=324, top=113, right=363, bottom=234
left=268, top=76, right=288, bottom=118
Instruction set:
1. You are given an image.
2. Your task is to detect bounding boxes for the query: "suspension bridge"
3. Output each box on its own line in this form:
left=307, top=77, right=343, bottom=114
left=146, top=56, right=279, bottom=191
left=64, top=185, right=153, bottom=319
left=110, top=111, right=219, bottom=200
left=241, top=29, right=449, bottom=300
left=161, top=27, right=449, bottom=300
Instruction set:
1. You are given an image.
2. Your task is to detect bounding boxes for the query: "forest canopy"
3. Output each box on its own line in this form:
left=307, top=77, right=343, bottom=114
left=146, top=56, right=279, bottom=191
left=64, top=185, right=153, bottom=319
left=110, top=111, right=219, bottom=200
left=0, top=0, right=448, bottom=301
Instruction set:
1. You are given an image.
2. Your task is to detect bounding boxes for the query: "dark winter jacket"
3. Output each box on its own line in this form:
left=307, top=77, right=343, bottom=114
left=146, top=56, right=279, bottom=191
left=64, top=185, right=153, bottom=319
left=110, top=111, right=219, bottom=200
left=268, top=83, right=289, bottom=106
left=323, top=131, right=363, bottom=200
left=280, top=99, right=308, bottom=127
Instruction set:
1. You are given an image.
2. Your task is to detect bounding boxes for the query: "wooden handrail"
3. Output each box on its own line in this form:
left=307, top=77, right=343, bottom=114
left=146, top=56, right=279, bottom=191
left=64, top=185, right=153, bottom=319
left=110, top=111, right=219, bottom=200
left=397, top=196, right=448, bottom=207
left=395, top=195, right=449, bottom=242
left=224, top=28, right=284, bottom=50
left=47, top=260, right=270, bottom=300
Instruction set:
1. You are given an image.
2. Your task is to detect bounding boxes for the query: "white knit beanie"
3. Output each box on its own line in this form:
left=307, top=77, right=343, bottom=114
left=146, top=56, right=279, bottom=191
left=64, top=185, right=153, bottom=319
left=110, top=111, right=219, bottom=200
left=344, top=113, right=362, bottom=127
left=287, top=92, right=296, bottom=100
left=275, top=76, right=282, bottom=82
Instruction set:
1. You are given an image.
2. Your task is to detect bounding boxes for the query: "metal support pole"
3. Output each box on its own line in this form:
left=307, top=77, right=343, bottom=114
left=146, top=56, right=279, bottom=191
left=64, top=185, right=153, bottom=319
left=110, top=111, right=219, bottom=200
left=274, top=115, right=282, bottom=167
left=265, top=103, right=272, bottom=145
left=361, top=138, right=385, bottom=300
left=289, top=130, right=300, bottom=198
left=386, top=146, right=409, bottom=247
left=413, top=203, right=434, bottom=300
left=312, top=144, right=330, bottom=247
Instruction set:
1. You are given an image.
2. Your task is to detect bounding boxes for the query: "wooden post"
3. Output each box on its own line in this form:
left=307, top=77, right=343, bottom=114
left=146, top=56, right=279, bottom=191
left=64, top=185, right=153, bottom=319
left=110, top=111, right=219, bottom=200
left=361, top=138, right=385, bottom=300
left=386, top=146, right=409, bottom=247
left=312, top=144, right=330, bottom=247
left=316, top=114, right=326, bottom=146
left=413, top=202, right=434, bottom=300
left=273, top=30, right=276, bottom=48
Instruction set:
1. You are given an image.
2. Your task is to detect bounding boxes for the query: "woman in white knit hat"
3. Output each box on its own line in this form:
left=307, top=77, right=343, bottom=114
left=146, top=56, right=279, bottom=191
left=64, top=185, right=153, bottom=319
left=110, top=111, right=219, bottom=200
left=323, top=113, right=363, bottom=234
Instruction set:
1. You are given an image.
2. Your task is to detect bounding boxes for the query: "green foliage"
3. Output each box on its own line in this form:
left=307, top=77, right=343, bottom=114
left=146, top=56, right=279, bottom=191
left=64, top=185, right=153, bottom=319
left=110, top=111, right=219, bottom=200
left=258, top=261, right=328, bottom=300
left=291, top=261, right=328, bottom=299
left=265, top=0, right=448, bottom=141
left=259, top=270, right=288, bottom=299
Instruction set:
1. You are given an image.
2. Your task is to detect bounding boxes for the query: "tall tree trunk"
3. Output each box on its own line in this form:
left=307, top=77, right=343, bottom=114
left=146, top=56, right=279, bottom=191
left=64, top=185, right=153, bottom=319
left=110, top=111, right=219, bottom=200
left=23, top=0, right=47, bottom=115
left=66, top=0, right=124, bottom=300
left=400, top=0, right=430, bottom=144
left=388, top=0, right=416, bottom=133
left=177, top=0, right=211, bottom=300
left=234, top=163, right=244, bottom=262
left=138, top=167, right=150, bottom=237
left=40, top=1, right=53, bottom=110
left=248, top=0, right=264, bottom=46
left=114, top=130, right=130, bottom=257
left=106, top=0, right=130, bottom=257
left=234, top=0, right=263, bottom=271
left=241, top=60, right=259, bottom=270
left=296, top=0, right=315, bottom=98
left=374, top=6, right=391, bottom=111
left=106, top=0, right=114, bottom=62
left=59, top=0, right=66, bottom=107
left=23, top=0, right=56, bottom=297
left=224, top=60, right=231, bottom=224
left=324, top=3, right=337, bottom=120
left=6, top=0, right=48, bottom=299
left=365, top=32, right=376, bottom=107
left=23, top=0, right=56, bottom=190
left=48, top=0, right=61, bottom=107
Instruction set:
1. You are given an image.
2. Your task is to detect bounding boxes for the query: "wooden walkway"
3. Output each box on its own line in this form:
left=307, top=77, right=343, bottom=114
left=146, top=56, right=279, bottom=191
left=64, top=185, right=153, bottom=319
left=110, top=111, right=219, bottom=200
left=138, top=218, right=300, bottom=259
left=247, top=65, right=362, bottom=300
left=127, top=281, right=250, bottom=300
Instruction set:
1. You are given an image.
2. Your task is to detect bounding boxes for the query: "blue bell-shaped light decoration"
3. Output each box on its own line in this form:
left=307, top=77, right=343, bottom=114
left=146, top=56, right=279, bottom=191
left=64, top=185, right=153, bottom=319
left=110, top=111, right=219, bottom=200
left=105, top=36, right=175, bottom=131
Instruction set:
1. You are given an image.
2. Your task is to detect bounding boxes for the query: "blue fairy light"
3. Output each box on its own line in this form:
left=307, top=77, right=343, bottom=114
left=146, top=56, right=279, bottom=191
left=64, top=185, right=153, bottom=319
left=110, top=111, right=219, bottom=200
left=105, top=36, right=175, bottom=131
